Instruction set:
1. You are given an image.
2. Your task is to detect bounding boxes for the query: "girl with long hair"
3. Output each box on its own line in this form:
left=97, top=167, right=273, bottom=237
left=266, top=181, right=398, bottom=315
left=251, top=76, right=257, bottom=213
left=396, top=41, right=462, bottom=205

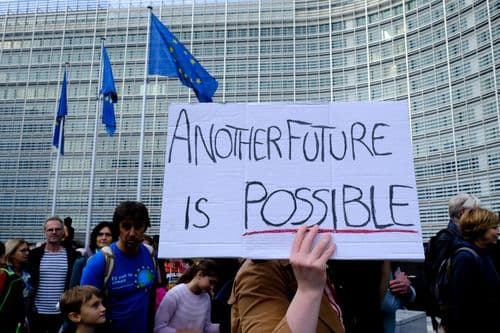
left=154, top=259, right=220, bottom=333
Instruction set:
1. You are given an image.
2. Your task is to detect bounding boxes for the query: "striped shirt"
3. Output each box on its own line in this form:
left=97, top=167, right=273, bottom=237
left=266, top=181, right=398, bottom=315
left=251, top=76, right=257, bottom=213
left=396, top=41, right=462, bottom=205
left=34, top=249, right=67, bottom=314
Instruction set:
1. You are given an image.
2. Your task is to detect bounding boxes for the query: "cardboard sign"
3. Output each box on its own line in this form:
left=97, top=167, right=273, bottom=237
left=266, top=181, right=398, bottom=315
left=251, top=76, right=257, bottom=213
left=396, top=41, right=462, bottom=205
left=159, top=102, right=424, bottom=260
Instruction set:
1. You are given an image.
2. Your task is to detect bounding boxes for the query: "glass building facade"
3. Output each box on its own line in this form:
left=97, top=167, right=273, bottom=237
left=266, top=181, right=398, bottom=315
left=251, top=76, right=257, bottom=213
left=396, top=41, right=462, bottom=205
left=0, top=0, right=498, bottom=243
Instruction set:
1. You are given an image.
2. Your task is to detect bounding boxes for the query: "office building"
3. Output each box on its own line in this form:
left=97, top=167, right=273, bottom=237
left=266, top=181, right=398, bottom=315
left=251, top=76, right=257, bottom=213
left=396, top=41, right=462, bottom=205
left=0, top=0, right=498, bottom=242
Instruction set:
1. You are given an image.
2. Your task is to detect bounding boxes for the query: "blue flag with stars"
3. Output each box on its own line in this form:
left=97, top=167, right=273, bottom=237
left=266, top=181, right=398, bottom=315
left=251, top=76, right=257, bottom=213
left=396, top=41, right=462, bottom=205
left=52, top=70, right=67, bottom=155
left=101, top=46, right=117, bottom=136
left=148, top=13, right=218, bottom=102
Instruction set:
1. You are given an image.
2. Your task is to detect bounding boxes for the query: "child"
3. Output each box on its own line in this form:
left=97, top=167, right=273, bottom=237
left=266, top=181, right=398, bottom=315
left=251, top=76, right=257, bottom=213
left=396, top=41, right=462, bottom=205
left=154, top=259, right=220, bottom=333
left=59, top=285, right=106, bottom=333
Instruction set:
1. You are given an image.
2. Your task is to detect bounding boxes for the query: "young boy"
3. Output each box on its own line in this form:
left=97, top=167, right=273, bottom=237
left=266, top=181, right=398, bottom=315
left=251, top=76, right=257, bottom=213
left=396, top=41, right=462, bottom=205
left=59, top=285, right=106, bottom=333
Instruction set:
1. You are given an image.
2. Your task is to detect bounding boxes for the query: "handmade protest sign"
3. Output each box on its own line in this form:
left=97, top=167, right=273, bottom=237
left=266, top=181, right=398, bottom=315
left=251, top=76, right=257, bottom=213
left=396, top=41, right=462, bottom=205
left=159, top=102, right=424, bottom=260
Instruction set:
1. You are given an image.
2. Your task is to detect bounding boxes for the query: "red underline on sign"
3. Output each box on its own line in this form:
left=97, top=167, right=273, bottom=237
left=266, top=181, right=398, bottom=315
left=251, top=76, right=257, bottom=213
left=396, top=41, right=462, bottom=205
left=242, top=228, right=418, bottom=236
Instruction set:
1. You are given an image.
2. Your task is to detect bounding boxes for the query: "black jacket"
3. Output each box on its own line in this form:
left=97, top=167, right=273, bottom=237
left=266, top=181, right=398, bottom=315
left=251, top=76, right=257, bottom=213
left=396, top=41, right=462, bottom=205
left=27, top=244, right=80, bottom=296
left=446, top=238, right=500, bottom=333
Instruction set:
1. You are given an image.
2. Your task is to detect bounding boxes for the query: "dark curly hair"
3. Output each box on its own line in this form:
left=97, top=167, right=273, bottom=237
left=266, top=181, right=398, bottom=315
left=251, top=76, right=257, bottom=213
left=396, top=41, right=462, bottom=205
left=112, top=201, right=151, bottom=235
left=89, top=221, right=115, bottom=253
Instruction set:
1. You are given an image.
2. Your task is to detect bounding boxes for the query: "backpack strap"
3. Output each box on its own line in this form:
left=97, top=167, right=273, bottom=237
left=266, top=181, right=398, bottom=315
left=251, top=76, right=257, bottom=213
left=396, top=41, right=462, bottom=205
left=100, top=246, right=115, bottom=286
left=0, top=268, right=22, bottom=313
left=454, top=247, right=478, bottom=257
left=446, top=247, right=479, bottom=280
left=99, top=245, right=115, bottom=303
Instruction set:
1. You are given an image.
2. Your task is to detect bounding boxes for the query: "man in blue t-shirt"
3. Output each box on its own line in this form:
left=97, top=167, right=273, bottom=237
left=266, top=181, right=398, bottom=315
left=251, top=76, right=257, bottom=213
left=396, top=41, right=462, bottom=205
left=81, top=201, right=157, bottom=333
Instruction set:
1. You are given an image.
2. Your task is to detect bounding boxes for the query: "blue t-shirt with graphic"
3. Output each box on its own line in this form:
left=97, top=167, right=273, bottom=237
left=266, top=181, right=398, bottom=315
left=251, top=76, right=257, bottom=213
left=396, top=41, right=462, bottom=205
left=81, top=242, right=156, bottom=333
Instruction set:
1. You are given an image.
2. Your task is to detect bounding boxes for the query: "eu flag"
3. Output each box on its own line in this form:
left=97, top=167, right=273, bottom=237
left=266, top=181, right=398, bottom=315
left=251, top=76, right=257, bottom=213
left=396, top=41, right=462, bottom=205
left=148, top=13, right=218, bottom=102
left=101, top=46, right=117, bottom=136
left=52, top=71, right=67, bottom=155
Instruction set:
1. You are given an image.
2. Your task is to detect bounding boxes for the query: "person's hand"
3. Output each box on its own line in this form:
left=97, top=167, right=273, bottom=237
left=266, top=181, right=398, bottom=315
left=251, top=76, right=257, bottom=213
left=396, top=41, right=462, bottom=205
left=286, top=225, right=336, bottom=333
left=290, top=224, right=336, bottom=294
left=389, top=270, right=411, bottom=296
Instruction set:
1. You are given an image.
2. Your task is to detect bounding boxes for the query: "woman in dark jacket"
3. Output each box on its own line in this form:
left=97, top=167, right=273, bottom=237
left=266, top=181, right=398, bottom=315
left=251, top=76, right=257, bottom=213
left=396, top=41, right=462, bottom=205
left=446, top=208, right=500, bottom=333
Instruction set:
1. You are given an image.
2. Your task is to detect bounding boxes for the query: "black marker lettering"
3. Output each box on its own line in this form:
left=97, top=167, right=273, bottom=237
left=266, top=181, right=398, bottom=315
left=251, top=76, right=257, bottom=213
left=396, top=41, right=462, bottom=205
left=350, top=122, right=373, bottom=160
left=372, top=123, right=392, bottom=156
left=194, top=124, right=215, bottom=165
left=193, top=197, right=210, bottom=228
left=291, top=187, right=313, bottom=225
left=390, top=185, right=414, bottom=226
left=168, top=108, right=191, bottom=163
left=343, top=184, right=370, bottom=227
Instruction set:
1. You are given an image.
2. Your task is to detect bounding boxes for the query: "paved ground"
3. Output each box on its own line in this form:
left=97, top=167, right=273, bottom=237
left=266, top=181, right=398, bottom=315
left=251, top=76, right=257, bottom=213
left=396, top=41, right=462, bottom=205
left=426, top=317, right=436, bottom=332
left=396, top=310, right=441, bottom=332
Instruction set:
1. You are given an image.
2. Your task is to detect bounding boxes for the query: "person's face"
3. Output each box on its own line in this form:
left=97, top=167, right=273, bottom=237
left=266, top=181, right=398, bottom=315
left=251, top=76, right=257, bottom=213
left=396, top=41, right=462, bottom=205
left=96, top=226, right=113, bottom=249
left=196, top=273, right=218, bottom=293
left=74, top=294, right=106, bottom=326
left=118, top=219, right=146, bottom=251
left=11, top=243, right=29, bottom=265
left=479, top=225, right=500, bottom=246
left=44, top=220, right=64, bottom=245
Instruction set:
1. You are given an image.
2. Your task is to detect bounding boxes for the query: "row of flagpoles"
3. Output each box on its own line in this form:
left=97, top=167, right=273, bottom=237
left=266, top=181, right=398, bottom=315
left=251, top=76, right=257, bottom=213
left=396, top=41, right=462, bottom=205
left=50, top=9, right=219, bottom=249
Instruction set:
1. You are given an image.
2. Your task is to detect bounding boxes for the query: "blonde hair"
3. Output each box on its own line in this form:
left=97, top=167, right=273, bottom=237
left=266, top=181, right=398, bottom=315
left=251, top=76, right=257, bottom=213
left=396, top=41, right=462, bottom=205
left=459, top=208, right=499, bottom=241
left=4, top=239, right=28, bottom=266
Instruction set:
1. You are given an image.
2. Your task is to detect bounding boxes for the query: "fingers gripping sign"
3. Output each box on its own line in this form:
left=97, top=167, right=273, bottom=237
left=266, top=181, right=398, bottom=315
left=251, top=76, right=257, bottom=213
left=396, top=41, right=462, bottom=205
left=290, top=225, right=336, bottom=291
left=287, top=225, right=337, bottom=333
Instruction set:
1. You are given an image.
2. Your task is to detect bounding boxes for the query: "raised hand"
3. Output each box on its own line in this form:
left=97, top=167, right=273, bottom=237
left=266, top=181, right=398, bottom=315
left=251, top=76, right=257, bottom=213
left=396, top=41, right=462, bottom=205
left=286, top=224, right=336, bottom=333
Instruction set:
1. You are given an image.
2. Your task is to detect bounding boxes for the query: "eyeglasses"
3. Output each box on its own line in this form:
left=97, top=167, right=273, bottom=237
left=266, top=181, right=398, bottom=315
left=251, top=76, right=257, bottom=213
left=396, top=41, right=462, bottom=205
left=97, top=232, right=113, bottom=237
left=45, top=228, right=62, bottom=233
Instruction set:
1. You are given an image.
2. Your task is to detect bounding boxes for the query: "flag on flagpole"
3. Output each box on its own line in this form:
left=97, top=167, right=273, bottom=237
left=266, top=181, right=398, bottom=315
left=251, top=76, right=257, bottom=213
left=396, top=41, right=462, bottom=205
left=148, top=13, right=218, bottom=102
left=52, top=70, right=67, bottom=155
left=101, top=46, right=117, bottom=136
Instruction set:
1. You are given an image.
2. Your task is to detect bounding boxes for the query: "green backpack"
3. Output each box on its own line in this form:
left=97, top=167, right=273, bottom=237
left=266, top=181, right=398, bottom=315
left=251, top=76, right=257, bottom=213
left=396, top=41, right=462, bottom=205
left=0, top=268, right=25, bottom=333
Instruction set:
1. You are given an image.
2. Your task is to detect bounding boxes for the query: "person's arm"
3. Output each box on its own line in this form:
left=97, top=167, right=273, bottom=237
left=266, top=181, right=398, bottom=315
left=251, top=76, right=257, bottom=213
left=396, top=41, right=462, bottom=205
left=286, top=225, right=336, bottom=333
left=203, top=295, right=220, bottom=333
left=232, top=225, right=336, bottom=333
left=153, top=289, right=178, bottom=333
left=80, top=251, right=105, bottom=289
left=69, top=256, right=85, bottom=288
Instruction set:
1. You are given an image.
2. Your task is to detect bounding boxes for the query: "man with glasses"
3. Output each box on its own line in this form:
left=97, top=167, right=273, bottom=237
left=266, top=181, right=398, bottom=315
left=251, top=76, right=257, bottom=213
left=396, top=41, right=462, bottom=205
left=81, top=201, right=157, bottom=333
left=27, top=216, right=80, bottom=333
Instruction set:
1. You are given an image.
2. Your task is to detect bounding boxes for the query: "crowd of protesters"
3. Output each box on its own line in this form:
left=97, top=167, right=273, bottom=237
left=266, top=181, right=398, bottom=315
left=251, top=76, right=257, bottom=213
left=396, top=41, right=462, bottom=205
left=0, top=193, right=498, bottom=333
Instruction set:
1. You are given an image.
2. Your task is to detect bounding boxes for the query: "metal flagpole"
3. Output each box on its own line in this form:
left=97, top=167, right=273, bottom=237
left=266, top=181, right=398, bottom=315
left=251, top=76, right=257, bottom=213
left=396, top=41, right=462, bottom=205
left=51, top=62, right=69, bottom=216
left=84, top=38, right=105, bottom=250
left=137, top=7, right=153, bottom=201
